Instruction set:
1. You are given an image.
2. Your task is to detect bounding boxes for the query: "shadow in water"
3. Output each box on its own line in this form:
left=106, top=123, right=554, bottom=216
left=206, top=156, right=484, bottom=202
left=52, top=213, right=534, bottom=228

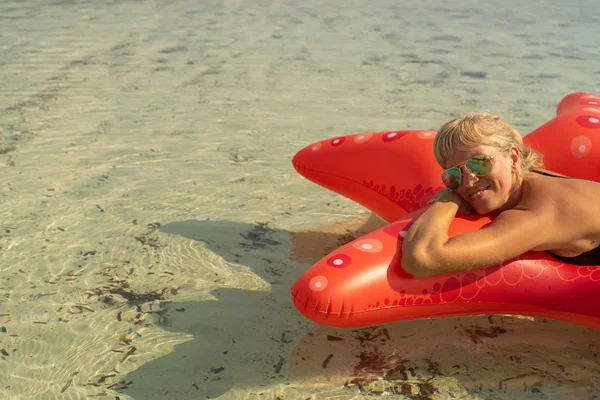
left=115, top=216, right=599, bottom=399
left=117, top=287, right=303, bottom=399
left=115, top=214, right=385, bottom=399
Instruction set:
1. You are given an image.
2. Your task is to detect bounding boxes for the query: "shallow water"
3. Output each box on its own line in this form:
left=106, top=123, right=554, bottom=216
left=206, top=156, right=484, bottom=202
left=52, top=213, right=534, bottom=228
left=1, top=0, right=599, bottom=399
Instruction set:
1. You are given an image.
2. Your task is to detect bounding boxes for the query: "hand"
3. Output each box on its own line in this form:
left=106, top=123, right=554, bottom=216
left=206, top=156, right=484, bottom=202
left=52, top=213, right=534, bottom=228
left=427, top=188, right=474, bottom=214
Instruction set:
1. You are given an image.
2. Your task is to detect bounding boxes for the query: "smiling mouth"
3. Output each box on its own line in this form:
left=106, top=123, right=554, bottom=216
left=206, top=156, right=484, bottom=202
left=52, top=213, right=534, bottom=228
left=468, top=184, right=491, bottom=199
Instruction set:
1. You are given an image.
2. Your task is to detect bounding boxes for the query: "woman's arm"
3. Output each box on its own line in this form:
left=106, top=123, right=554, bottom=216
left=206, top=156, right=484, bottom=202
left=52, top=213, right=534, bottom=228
left=401, top=192, right=551, bottom=278
left=401, top=191, right=465, bottom=277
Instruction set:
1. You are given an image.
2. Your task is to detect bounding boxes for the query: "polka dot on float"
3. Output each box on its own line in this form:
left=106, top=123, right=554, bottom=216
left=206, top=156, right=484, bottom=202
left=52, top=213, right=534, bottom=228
left=326, top=254, right=352, bottom=268
left=382, top=130, right=408, bottom=142
left=418, top=130, right=437, bottom=139
left=352, top=238, right=383, bottom=253
left=570, top=136, right=592, bottom=158
left=309, top=276, right=328, bottom=292
left=354, top=132, right=373, bottom=144
left=311, top=142, right=322, bottom=151
left=576, top=115, right=600, bottom=129
left=331, top=137, right=345, bottom=146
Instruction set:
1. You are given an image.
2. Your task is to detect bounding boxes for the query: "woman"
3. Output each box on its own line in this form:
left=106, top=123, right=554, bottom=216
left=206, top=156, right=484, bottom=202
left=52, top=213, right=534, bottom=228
left=401, top=112, right=600, bottom=278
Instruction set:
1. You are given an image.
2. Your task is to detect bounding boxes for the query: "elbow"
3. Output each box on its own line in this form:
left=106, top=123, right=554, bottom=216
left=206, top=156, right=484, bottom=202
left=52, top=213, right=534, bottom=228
left=401, top=246, right=436, bottom=279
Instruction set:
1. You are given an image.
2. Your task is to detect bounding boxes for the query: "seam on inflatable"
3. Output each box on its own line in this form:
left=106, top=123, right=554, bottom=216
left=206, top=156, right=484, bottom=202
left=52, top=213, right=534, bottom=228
left=313, top=299, right=320, bottom=312
left=303, top=292, right=312, bottom=312
left=325, top=299, right=332, bottom=318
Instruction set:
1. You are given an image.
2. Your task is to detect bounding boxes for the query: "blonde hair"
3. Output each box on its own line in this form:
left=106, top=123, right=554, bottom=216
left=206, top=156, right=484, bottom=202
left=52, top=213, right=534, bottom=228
left=433, top=112, right=544, bottom=179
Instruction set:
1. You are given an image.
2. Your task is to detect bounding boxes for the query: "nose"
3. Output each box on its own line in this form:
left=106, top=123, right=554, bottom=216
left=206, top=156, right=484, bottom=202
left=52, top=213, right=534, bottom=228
left=460, top=166, right=479, bottom=188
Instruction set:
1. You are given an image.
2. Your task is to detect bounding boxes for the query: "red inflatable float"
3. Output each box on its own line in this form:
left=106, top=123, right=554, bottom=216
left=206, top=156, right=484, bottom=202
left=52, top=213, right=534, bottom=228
left=291, top=92, right=600, bottom=330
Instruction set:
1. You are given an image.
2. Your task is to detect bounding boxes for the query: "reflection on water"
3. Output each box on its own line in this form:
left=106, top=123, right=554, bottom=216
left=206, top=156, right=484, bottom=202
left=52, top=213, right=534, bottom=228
left=1, top=0, right=599, bottom=398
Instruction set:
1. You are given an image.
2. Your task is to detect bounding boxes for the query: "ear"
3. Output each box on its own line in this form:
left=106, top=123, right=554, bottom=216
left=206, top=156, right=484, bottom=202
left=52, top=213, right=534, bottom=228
left=509, top=145, right=520, bottom=169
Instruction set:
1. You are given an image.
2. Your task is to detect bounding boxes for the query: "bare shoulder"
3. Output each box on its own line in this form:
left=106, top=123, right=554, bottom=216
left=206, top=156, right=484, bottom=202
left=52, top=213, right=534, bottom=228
left=520, top=172, right=600, bottom=250
left=524, top=171, right=600, bottom=208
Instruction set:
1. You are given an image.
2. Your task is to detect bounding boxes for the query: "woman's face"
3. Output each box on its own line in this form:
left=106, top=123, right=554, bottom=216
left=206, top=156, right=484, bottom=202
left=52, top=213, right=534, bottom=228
left=443, top=144, right=520, bottom=214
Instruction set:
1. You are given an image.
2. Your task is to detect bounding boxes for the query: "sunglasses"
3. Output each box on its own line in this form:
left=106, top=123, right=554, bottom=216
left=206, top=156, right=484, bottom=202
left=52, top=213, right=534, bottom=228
left=441, top=154, right=495, bottom=190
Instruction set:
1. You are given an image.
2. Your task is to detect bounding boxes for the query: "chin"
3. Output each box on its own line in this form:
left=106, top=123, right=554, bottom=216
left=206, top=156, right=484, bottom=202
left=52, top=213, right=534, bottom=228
left=466, top=189, right=506, bottom=215
left=471, top=201, right=499, bottom=215
left=473, top=206, right=491, bottom=215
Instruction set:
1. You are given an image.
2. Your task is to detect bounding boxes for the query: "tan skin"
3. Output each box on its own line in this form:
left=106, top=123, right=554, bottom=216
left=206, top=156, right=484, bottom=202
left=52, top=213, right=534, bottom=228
left=401, top=144, right=600, bottom=278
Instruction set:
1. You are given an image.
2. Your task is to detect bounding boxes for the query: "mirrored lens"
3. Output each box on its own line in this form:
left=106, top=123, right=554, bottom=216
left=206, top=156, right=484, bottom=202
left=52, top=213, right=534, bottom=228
left=442, top=168, right=461, bottom=189
left=465, top=155, right=492, bottom=175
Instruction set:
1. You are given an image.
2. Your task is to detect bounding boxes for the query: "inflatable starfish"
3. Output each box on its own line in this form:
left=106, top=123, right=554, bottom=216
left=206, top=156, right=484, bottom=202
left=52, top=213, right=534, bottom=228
left=291, top=92, right=600, bottom=330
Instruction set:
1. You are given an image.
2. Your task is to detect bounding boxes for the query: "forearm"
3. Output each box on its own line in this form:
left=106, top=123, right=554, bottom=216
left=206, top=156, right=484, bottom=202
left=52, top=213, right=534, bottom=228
left=404, top=202, right=459, bottom=250
left=401, top=201, right=460, bottom=277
